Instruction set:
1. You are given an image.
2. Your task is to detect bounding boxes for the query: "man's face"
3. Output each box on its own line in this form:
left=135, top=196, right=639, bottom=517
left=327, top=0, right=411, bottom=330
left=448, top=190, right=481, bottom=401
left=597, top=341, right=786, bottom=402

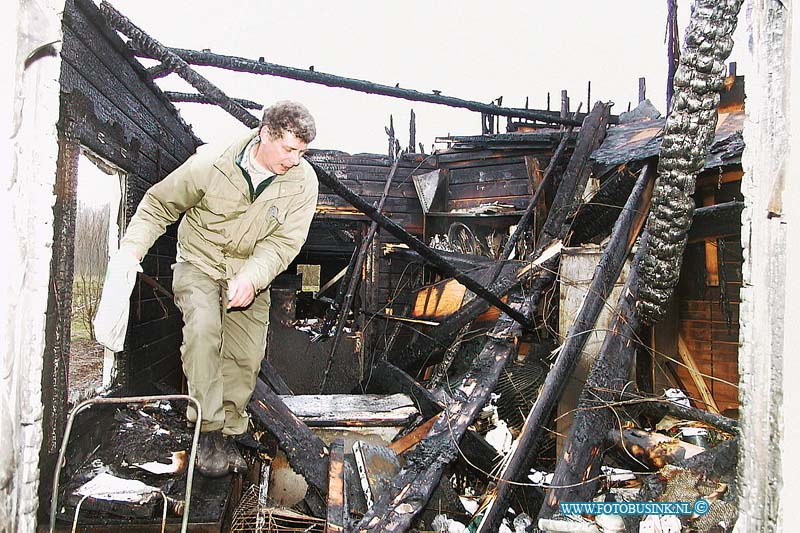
left=257, top=127, right=309, bottom=175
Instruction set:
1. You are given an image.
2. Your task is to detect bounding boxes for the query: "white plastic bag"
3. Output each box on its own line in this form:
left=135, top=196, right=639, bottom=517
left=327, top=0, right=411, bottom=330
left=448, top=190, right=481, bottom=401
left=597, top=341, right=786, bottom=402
left=93, top=247, right=142, bottom=351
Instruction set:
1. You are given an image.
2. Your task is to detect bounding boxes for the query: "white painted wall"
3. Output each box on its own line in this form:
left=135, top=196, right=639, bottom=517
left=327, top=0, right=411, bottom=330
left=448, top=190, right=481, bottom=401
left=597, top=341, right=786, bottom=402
left=737, top=0, right=796, bottom=530
left=0, top=0, right=65, bottom=530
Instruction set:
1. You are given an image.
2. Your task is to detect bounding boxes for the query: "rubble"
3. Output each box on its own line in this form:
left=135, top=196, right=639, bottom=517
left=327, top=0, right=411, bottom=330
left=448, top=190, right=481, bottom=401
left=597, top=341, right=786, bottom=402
left=49, top=1, right=747, bottom=531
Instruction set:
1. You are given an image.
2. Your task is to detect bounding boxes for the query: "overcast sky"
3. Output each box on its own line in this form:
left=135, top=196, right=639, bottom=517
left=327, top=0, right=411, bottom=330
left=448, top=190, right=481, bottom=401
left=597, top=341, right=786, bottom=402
left=108, top=1, right=750, bottom=155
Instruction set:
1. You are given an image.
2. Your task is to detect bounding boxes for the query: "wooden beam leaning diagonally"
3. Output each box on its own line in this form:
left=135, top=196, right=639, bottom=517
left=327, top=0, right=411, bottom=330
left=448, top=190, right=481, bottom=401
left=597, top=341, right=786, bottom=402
left=319, top=157, right=402, bottom=392
left=99, top=0, right=260, bottom=129
left=364, top=359, right=501, bottom=475
left=677, top=334, right=721, bottom=414
left=249, top=378, right=329, bottom=517
left=309, top=160, right=534, bottom=329
left=477, top=162, right=656, bottom=532
left=353, top=295, right=529, bottom=533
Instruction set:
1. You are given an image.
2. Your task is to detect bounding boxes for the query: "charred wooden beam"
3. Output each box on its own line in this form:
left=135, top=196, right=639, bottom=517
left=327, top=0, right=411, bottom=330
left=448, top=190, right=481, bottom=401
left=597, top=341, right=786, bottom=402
left=478, top=163, right=655, bottom=532
left=666, top=0, right=680, bottom=108
left=537, top=248, right=645, bottom=520
left=146, top=63, right=170, bottom=79
left=365, top=360, right=500, bottom=475
left=131, top=46, right=588, bottom=126
left=498, top=122, right=575, bottom=263
left=309, top=160, right=534, bottom=329
left=164, top=90, right=263, bottom=110
left=260, top=358, right=294, bottom=395
left=385, top=247, right=494, bottom=271
left=325, top=438, right=348, bottom=533
left=397, top=104, right=608, bottom=373
left=355, top=295, right=528, bottom=533
left=320, top=158, right=402, bottom=392
left=687, top=200, right=744, bottom=242
left=249, top=378, right=328, bottom=516
left=99, top=1, right=260, bottom=129
left=604, top=389, right=738, bottom=434
left=537, top=101, right=611, bottom=247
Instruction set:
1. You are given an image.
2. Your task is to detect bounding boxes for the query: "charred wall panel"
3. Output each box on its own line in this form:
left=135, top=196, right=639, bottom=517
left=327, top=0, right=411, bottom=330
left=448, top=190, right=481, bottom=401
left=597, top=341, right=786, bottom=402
left=58, top=0, right=199, bottom=397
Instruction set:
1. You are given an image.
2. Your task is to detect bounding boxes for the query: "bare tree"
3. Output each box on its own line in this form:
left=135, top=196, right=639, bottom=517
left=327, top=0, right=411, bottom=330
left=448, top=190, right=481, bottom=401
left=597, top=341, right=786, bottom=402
left=73, top=202, right=110, bottom=340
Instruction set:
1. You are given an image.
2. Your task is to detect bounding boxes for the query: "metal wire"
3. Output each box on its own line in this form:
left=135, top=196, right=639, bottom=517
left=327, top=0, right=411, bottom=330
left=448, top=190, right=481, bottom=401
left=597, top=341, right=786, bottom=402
left=49, top=394, right=202, bottom=533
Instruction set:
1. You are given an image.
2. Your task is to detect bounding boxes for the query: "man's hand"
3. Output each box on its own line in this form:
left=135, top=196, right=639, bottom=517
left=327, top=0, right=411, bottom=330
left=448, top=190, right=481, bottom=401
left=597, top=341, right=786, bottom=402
left=227, top=276, right=255, bottom=309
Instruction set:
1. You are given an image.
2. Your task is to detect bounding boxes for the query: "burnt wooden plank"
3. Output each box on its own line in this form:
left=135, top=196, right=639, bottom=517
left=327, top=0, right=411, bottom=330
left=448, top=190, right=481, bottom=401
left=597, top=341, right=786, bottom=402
left=364, top=360, right=500, bottom=475
left=260, top=358, right=294, bottom=395
left=317, top=195, right=421, bottom=215
left=687, top=201, right=744, bottom=242
left=447, top=163, right=530, bottom=186
left=60, top=64, right=178, bottom=176
left=437, top=148, right=559, bottom=165
left=68, top=100, right=161, bottom=181
left=447, top=196, right=530, bottom=211
left=61, top=25, right=190, bottom=164
left=447, top=180, right=532, bottom=200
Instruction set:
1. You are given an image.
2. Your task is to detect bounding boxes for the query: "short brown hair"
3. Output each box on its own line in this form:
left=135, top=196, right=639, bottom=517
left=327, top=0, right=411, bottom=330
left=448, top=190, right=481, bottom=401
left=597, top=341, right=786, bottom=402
left=261, top=100, right=316, bottom=143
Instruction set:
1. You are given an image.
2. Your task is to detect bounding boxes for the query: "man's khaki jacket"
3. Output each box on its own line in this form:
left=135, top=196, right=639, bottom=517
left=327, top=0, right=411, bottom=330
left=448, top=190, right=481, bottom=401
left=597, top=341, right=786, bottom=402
left=121, top=129, right=318, bottom=294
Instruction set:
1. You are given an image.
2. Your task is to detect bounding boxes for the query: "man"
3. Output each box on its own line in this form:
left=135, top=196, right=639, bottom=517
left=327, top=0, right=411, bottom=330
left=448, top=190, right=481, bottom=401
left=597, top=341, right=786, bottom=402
left=118, top=101, right=318, bottom=477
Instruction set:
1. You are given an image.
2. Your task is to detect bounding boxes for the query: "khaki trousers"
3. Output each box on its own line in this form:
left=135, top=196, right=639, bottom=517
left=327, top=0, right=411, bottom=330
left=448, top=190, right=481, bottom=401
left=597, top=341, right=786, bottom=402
left=172, top=261, right=270, bottom=435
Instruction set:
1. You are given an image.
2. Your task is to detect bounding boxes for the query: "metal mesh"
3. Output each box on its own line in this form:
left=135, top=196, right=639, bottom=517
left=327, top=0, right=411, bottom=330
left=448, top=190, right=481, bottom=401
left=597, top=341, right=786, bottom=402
left=230, top=485, right=324, bottom=532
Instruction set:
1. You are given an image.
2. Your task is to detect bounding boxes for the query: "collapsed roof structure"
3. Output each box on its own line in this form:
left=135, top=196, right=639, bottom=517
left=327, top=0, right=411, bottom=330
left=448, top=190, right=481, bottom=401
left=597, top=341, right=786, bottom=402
left=8, top=0, right=794, bottom=532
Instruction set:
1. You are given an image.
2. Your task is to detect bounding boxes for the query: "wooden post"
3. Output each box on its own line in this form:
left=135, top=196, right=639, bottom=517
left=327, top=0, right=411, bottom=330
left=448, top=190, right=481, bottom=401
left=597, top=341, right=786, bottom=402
left=666, top=0, right=680, bottom=109
left=639, top=76, right=647, bottom=103
left=319, top=158, right=402, bottom=392
left=325, top=439, right=348, bottom=533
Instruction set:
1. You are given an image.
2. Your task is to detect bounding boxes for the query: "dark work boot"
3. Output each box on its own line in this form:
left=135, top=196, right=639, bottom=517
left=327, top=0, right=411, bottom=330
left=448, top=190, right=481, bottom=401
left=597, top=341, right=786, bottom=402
left=223, top=435, right=248, bottom=474
left=195, top=431, right=228, bottom=478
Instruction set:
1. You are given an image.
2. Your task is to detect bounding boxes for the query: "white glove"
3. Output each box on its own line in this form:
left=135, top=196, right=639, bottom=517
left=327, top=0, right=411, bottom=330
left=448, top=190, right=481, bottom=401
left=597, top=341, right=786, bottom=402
left=93, top=247, right=142, bottom=352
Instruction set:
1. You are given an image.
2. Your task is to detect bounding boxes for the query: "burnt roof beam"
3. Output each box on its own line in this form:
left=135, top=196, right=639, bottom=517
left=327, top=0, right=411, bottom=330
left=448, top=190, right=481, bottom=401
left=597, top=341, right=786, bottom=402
left=309, top=160, right=535, bottom=330
left=99, top=0, right=260, bottom=130
left=132, top=46, right=590, bottom=127
left=164, top=91, right=263, bottom=110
